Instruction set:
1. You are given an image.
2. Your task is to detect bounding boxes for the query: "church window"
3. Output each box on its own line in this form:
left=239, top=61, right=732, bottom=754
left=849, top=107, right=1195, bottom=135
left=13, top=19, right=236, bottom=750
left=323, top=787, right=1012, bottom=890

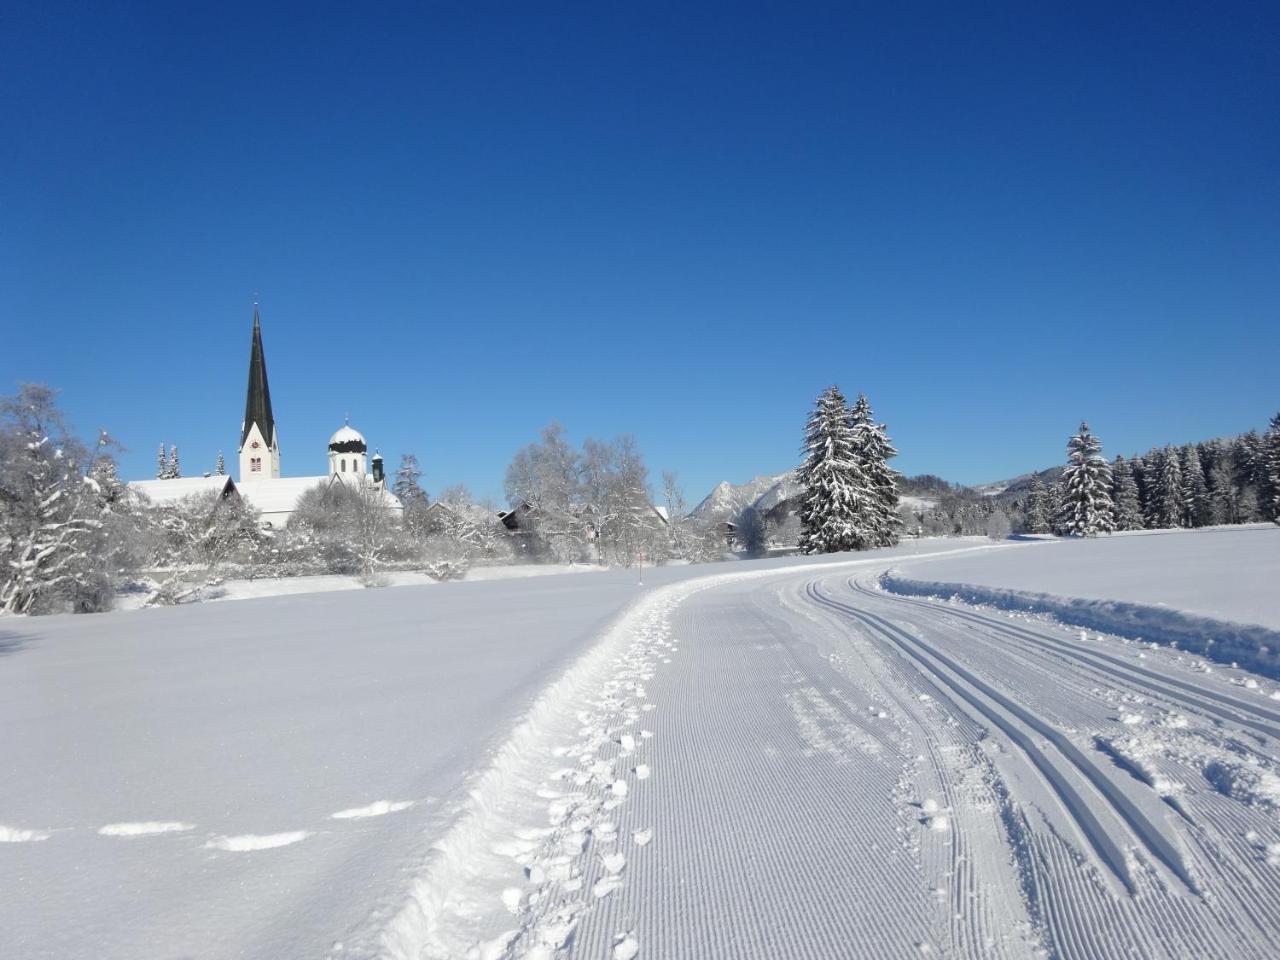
left=251, top=457, right=261, bottom=472
left=341, top=459, right=347, bottom=472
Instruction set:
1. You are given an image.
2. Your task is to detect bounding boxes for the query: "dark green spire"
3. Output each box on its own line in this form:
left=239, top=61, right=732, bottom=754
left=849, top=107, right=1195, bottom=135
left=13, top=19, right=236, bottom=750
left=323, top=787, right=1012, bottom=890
left=241, top=304, right=276, bottom=449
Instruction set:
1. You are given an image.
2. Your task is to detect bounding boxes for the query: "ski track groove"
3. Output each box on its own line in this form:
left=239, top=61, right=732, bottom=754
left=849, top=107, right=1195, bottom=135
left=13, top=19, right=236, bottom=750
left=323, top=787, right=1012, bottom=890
left=867, top=582, right=1280, bottom=738
left=826, top=575, right=1280, bottom=960
left=816, top=578, right=1201, bottom=896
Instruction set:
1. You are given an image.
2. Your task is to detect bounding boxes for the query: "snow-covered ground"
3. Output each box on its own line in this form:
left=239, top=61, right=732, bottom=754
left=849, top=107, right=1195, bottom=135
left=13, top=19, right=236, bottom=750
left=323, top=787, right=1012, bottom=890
left=112, top=563, right=612, bottom=610
left=5, top=530, right=1280, bottom=959
left=892, top=525, right=1280, bottom=629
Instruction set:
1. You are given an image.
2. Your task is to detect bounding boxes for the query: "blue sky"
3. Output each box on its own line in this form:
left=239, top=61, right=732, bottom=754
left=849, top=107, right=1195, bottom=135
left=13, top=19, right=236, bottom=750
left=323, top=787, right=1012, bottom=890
left=1, top=2, right=1275, bottom=503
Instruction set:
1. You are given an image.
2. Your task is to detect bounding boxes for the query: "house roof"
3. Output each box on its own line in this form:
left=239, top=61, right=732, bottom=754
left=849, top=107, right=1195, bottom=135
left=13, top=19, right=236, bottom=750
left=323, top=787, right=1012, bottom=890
left=241, top=305, right=276, bottom=449
left=128, top=475, right=237, bottom=506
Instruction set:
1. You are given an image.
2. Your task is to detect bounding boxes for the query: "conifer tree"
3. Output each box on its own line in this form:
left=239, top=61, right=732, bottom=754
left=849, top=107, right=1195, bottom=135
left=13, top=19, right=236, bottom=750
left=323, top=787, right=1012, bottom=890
left=1024, top=474, right=1051, bottom=534
left=1129, top=454, right=1148, bottom=521
left=1265, top=413, right=1280, bottom=525
left=848, top=393, right=902, bottom=547
left=1146, top=446, right=1183, bottom=529
left=797, top=386, right=874, bottom=554
left=394, top=453, right=431, bottom=536
left=1207, top=460, right=1237, bottom=525
left=215, top=451, right=225, bottom=476
left=167, top=445, right=181, bottom=480
left=157, top=442, right=167, bottom=479
left=1111, top=455, right=1143, bottom=531
left=1055, top=422, right=1114, bottom=537
left=1180, top=445, right=1209, bottom=527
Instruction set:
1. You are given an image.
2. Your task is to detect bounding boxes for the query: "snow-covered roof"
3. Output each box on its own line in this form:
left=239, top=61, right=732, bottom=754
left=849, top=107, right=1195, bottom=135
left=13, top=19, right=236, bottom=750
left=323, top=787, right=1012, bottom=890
left=128, top=475, right=237, bottom=506
left=328, top=424, right=366, bottom=447
left=237, top=476, right=333, bottom=516
left=237, top=475, right=405, bottom=519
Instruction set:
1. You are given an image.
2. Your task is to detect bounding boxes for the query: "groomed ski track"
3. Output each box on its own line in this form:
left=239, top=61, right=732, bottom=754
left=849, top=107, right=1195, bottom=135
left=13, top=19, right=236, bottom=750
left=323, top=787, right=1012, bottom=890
left=381, top=549, right=1280, bottom=960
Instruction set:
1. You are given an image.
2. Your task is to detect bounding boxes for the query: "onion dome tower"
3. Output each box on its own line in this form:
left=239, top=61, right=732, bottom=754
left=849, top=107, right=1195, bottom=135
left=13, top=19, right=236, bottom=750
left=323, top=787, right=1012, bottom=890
left=328, top=419, right=368, bottom=478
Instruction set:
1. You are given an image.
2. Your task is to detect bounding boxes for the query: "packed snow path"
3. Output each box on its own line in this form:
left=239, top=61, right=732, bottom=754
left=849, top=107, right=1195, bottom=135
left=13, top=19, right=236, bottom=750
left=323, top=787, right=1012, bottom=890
left=405, top=559, right=1280, bottom=959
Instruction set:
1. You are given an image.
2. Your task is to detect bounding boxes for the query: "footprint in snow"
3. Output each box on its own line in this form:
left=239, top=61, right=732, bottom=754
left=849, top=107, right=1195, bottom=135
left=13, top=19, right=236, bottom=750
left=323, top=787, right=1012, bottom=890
left=0, top=825, right=51, bottom=843
left=593, top=875, right=622, bottom=899
left=98, top=821, right=194, bottom=837
left=330, top=800, right=414, bottom=820
left=613, top=932, right=640, bottom=959
left=204, top=831, right=310, bottom=851
left=601, top=852, right=626, bottom=874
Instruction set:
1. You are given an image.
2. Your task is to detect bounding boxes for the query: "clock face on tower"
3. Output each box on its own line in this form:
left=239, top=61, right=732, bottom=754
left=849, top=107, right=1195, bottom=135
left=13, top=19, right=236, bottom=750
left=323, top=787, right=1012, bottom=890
left=251, top=441, right=260, bottom=449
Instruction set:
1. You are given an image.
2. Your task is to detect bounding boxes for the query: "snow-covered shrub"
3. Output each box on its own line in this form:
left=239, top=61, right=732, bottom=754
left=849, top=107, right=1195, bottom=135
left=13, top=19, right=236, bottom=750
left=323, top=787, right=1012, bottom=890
left=0, top=385, right=144, bottom=615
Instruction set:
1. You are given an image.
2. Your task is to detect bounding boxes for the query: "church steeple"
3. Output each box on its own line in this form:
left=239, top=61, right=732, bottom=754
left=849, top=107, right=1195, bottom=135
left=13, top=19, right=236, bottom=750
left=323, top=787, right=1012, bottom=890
left=242, top=304, right=276, bottom=448
left=239, top=304, right=281, bottom=482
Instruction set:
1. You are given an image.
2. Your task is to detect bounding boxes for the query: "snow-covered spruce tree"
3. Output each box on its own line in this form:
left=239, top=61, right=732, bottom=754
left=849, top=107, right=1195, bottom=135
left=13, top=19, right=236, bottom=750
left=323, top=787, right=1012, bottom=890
left=394, top=453, right=430, bottom=537
left=797, top=386, right=875, bottom=553
left=1055, top=422, right=1114, bottom=537
left=1207, top=460, right=1238, bottom=525
left=1180, top=445, right=1210, bottom=528
left=1024, top=474, right=1052, bottom=534
left=1111, top=456, right=1143, bottom=531
left=167, top=445, right=181, bottom=480
left=1265, top=413, right=1280, bottom=525
left=848, top=393, right=902, bottom=547
left=1146, top=446, right=1183, bottom=529
left=156, top=442, right=167, bottom=479
left=215, top=451, right=225, bottom=476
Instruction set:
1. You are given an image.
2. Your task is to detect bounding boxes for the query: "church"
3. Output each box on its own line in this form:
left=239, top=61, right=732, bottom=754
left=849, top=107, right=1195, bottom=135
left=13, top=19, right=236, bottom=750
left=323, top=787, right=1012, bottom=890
left=130, top=307, right=404, bottom=528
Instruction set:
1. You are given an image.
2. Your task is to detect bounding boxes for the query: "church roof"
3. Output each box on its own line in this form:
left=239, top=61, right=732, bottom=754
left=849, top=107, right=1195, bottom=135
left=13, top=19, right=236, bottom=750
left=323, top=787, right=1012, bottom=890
left=241, top=305, right=276, bottom=450
left=128, top=475, right=238, bottom=506
left=237, top=475, right=404, bottom=518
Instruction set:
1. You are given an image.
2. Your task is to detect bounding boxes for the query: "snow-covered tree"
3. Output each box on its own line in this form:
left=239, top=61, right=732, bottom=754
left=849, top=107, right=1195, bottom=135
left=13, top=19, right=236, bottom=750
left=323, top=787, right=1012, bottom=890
left=848, top=393, right=902, bottom=547
left=215, top=451, right=225, bottom=476
left=0, top=386, right=113, bottom=614
left=797, top=386, right=875, bottom=553
left=394, top=453, right=430, bottom=536
left=1145, top=446, right=1183, bottom=529
left=985, top=508, right=1011, bottom=540
left=146, top=489, right=262, bottom=605
left=1180, top=445, right=1209, bottom=528
left=167, top=445, right=181, bottom=480
left=1265, top=413, right=1280, bottom=525
left=1024, top=474, right=1052, bottom=534
left=1207, top=460, right=1239, bottom=525
left=157, top=442, right=167, bottom=479
left=1110, top=456, right=1143, bottom=531
left=1055, top=422, right=1114, bottom=538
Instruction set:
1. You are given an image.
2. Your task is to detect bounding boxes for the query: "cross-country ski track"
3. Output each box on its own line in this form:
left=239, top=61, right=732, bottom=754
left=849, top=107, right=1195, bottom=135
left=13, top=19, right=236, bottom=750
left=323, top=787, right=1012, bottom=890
left=383, top=549, right=1280, bottom=960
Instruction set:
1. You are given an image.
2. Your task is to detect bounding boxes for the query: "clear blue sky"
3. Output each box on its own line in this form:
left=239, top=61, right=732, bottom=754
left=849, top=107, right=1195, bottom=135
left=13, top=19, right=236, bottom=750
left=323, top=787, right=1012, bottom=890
left=2, top=2, right=1275, bottom=503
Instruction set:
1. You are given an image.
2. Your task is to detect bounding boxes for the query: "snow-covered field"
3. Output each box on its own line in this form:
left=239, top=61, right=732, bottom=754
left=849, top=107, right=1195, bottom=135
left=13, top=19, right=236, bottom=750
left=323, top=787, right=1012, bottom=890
left=4, top=531, right=1280, bottom=959
left=892, top=525, right=1280, bottom=629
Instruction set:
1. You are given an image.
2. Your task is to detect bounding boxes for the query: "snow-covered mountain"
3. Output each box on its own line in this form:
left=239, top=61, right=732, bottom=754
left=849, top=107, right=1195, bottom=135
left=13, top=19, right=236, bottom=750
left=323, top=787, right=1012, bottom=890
left=974, top=467, right=1064, bottom=499
left=691, top=471, right=802, bottom=520
left=693, top=471, right=942, bottom=521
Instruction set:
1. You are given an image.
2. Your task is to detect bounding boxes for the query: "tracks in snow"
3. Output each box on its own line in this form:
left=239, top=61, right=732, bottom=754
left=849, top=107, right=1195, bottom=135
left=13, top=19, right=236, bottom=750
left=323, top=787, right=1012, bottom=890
left=864, top=581, right=1280, bottom=740
left=806, top=580, right=1199, bottom=896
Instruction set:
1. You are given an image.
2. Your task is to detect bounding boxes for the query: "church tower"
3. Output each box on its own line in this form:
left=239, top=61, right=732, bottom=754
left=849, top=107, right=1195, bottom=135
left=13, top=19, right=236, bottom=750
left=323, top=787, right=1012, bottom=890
left=239, top=305, right=281, bottom=482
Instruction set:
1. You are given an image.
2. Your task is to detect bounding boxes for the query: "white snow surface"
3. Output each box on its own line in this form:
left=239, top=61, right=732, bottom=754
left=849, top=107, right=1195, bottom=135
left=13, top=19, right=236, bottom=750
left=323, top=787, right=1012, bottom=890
left=6, top=531, right=1280, bottom=959
left=894, top=525, right=1280, bottom=629
left=0, top=541, right=983, bottom=959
